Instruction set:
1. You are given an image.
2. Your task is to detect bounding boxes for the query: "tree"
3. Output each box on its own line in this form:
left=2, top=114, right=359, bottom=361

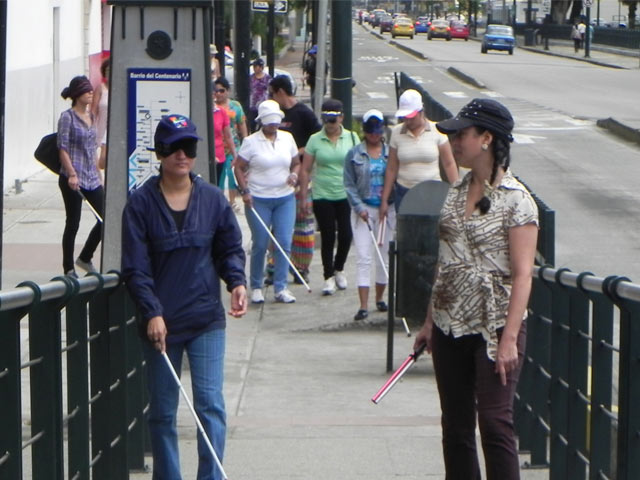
left=622, top=0, right=637, bottom=28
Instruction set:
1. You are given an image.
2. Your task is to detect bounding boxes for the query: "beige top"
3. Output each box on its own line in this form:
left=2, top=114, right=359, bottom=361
left=432, top=170, right=539, bottom=360
left=389, top=121, right=449, bottom=189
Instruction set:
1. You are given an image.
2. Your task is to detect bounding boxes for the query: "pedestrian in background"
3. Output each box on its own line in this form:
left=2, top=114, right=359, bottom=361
left=249, top=58, right=271, bottom=132
left=413, top=99, right=538, bottom=480
left=379, top=89, right=458, bottom=220
left=91, top=57, right=109, bottom=170
left=214, top=76, right=247, bottom=213
left=57, top=75, right=103, bottom=277
left=235, top=100, right=300, bottom=305
left=212, top=95, right=236, bottom=187
left=268, top=74, right=322, bottom=284
left=122, top=114, right=247, bottom=480
left=343, top=109, right=394, bottom=321
left=299, top=98, right=357, bottom=296
left=571, top=22, right=582, bottom=52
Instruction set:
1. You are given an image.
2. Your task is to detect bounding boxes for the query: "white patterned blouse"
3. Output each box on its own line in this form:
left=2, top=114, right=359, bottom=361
left=431, top=169, right=539, bottom=361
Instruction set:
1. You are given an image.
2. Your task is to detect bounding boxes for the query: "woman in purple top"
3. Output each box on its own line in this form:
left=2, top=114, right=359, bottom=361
left=57, top=75, right=104, bottom=277
left=249, top=58, right=271, bottom=132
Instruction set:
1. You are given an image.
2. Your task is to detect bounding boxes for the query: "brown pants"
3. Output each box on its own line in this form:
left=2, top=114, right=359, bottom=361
left=431, top=322, right=526, bottom=480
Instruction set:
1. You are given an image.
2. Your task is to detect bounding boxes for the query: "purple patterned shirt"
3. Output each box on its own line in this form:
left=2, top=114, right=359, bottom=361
left=250, top=73, right=272, bottom=110
left=57, top=109, right=101, bottom=190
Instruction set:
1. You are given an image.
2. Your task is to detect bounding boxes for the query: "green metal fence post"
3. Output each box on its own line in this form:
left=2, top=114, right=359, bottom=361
left=585, top=281, right=615, bottom=480
left=549, top=269, right=571, bottom=480
left=89, top=286, right=111, bottom=479
left=0, top=308, right=27, bottom=479
left=567, top=279, right=590, bottom=479
left=611, top=278, right=640, bottom=480
left=60, top=275, right=92, bottom=480
left=21, top=281, right=64, bottom=480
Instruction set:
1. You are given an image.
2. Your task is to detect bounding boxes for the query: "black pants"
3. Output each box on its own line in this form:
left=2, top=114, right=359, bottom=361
left=312, top=198, right=352, bottom=279
left=431, top=323, right=526, bottom=480
left=58, top=175, right=104, bottom=273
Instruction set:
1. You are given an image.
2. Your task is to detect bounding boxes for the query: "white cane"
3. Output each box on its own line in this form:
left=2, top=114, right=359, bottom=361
left=232, top=166, right=312, bottom=292
left=364, top=217, right=411, bottom=337
left=161, top=352, right=229, bottom=480
left=77, top=191, right=103, bottom=223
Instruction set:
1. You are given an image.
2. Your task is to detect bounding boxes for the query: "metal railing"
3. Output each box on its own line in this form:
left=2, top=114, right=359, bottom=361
left=516, top=267, right=640, bottom=480
left=0, top=272, right=147, bottom=480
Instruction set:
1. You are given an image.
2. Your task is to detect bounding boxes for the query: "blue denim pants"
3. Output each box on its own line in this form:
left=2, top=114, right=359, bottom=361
left=245, top=193, right=296, bottom=293
left=144, top=328, right=226, bottom=480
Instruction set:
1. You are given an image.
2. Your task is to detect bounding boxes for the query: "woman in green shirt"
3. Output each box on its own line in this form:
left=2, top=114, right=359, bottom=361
left=299, top=99, right=358, bottom=296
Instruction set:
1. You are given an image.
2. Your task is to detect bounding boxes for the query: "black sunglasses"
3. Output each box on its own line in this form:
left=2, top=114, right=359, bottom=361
left=215, top=88, right=226, bottom=93
left=157, top=138, right=198, bottom=158
left=322, top=116, right=339, bottom=124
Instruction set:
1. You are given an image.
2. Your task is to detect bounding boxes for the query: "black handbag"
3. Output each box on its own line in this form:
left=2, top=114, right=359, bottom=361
left=34, top=133, right=60, bottom=174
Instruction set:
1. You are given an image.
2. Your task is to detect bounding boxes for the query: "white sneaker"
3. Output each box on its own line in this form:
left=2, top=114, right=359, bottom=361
left=75, top=258, right=97, bottom=273
left=274, top=288, right=296, bottom=303
left=335, top=271, right=347, bottom=290
left=322, top=277, right=336, bottom=296
left=251, top=289, right=264, bottom=304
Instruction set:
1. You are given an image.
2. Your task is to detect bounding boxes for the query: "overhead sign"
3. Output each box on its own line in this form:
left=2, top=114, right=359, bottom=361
left=251, top=1, right=288, bottom=14
left=583, top=0, right=593, bottom=7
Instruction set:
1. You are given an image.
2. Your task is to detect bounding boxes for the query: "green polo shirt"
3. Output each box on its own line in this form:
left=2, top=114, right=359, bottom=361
left=305, top=126, right=358, bottom=201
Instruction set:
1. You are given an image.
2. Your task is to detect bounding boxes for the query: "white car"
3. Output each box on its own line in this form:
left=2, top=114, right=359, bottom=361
left=221, top=52, right=297, bottom=96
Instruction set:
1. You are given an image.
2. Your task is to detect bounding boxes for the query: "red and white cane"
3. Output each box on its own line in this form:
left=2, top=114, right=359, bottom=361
left=371, top=343, right=426, bottom=404
left=161, top=352, right=229, bottom=479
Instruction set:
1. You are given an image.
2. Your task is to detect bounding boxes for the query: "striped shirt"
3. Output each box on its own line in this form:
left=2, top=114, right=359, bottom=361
left=57, top=109, right=101, bottom=190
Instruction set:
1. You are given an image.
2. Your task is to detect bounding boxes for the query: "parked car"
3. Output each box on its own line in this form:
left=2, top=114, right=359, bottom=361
left=371, top=9, right=387, bottom=27
left=224, top=53, right=297, bottom=96
left=427, top=19, right=451, bottom=40
left=391, top=17, right=415, bottom=39
left=449, top=20, right=470, bottom=40
left=380, top=14, right=394, bottom=34
left=414, top=16, right=432, bottom=34
left=481, top=24, right=515, bottom=54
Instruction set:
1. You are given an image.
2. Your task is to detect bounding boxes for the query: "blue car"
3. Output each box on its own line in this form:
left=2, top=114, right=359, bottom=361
left=414, top=16, right=431, bottom=34
left=481, top=24, right=515, bottom=55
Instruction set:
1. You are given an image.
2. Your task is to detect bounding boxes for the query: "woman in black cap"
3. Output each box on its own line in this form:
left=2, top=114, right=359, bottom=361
left=413, top=98, right=538, bottom=479
left=299, top=98, right=358, bottom=296
left=249, top=58, right=271, bottom=132
left=57, top=75, right=103, bottom=277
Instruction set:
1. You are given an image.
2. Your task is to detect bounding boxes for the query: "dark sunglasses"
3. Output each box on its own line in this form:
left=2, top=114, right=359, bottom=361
left=157, top=138, right=198, bottom=158
left=322, top=116, right=339, bottom=124
left=215, top=88, right=226, bottom=93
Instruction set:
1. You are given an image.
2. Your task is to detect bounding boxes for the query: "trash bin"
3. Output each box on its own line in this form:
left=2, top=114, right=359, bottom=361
left=395, top=180, right=449, bottom=327
left=524, top=28, right=535, bottom=46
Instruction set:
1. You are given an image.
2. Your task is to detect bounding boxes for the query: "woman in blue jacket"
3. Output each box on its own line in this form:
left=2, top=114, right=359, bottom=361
left=343, top=109, right=395, bottom=321
left=122, top=114, right=247, bottom=480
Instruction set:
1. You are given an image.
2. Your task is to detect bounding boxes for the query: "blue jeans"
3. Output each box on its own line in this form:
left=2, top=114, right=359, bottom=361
left=246, top=193, right=296, bottom=293
left=144, top=328, right=226, bottom=480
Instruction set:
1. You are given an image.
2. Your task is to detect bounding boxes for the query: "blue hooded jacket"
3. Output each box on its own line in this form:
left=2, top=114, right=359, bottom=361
left=121, top=173, right=246, bottom=344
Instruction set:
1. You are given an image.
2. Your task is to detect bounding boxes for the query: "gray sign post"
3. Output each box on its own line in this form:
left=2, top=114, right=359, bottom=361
left=103, top=0, right=214, bottom=272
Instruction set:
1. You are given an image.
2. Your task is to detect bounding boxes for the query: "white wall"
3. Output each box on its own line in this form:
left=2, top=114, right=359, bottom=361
left=4, top=0, right=103, bottom=190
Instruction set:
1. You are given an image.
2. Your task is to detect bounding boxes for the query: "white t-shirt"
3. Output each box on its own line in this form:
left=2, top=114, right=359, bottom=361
left=237, top=129, right=298, bottom=198
left=389, top=121, right=449, bottom=189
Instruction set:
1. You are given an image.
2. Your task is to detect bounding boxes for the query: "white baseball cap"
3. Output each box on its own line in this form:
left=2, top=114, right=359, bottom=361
left=256, top=100, right=284, bottom=125
left=395, top=89, right=423, bottom=118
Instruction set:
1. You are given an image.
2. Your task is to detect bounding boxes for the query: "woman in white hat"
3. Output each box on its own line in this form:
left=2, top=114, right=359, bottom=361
left=343, top=109, right=395, bottom=321
left=235, top=100, right=300, bottom=304
left=379, top=89, right=458, bottom=221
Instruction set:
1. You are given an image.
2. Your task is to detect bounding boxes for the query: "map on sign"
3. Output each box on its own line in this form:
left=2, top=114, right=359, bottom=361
left=251, top=1, right=288, bottom=13
left=127, top=68, right=191, bottom=191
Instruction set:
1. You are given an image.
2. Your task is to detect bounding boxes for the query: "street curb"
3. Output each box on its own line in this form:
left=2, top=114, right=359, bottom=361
left=447, top=66, right=486, bottom=89
left=518, top=46, right=627, bottom=69
left=388, top=39, right=429, bottom=60
left=596, top=118, right=640, bottom=146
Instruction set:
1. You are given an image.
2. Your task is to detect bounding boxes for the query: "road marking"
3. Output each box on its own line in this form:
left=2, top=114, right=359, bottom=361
left=513, top=133, right=547, bottom=144
left=367, top=92, right=389, bottom=99
left=484, top=91, right=504, bottom=98
left=443, top=91, right=468, bottom=98
left=358, top=55, right=399, bottom=63
left=564, top=118, right=592, bottom=126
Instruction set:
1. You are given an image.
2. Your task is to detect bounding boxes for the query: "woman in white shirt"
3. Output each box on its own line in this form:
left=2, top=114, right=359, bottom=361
left=235, top=100, right=300, bottom=304
left=379, top=89, right=458, bottom=220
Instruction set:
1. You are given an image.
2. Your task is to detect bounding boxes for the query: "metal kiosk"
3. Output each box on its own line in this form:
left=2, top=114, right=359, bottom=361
left=103, top=0, right=215, bottom=272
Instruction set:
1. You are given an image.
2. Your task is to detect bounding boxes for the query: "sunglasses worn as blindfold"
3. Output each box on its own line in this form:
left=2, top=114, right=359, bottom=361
left=322, top=115, right=339, bottom=124
left=156, top=138, right=198, bottom=158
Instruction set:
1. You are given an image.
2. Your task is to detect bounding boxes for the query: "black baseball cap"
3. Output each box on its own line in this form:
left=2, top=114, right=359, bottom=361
left=436, top=99, right=514, bottom=141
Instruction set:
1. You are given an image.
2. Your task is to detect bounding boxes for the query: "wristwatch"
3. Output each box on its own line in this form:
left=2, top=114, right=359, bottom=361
left=237, top=187, right=250, bottom=195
